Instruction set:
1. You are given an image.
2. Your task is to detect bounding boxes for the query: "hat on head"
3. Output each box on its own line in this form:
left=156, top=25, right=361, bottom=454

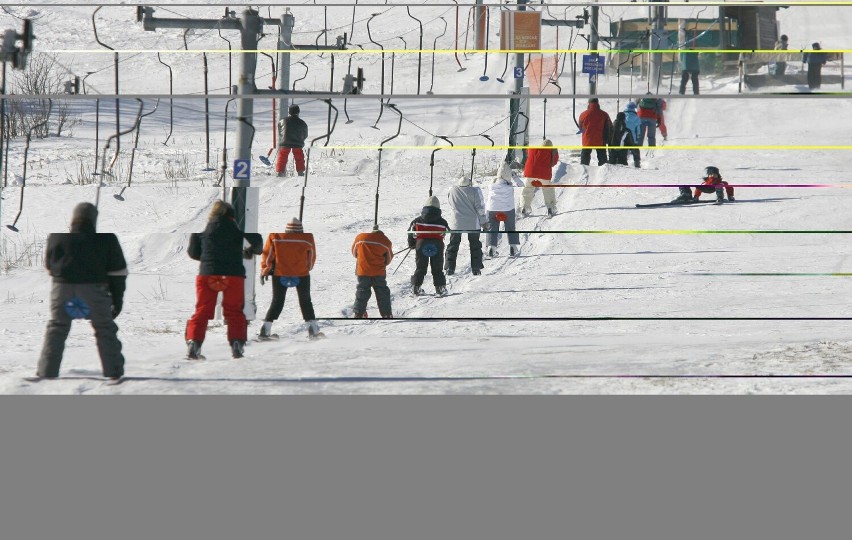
left=289, top=104, right=300, bottom=115
left=424, top=196, right=440, bottom=209
left=372, top=223, right=382, bottom=233
left=812, top=42, right=820, bottom=49
left=71, top=202, right=98, bottom=227
left=208, top=200, right=235, bottom=221
left=285, top=217, right=304, bottom=233
left=498, top=162, right=513, bottom=181
left=625, top=101, right=637, bottom=110
left=780, top=34, right=788, bottom=42
left=458, top=175, right=472, bottom=187
left=542, top=139, right=553, bottom=147
left=588, top=97, right=599, bottom=104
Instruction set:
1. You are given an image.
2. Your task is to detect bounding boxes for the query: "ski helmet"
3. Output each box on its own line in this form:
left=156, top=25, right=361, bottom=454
left=704, top=166, right=721, bottom=178
left=289, top=104, right=300, bottom=115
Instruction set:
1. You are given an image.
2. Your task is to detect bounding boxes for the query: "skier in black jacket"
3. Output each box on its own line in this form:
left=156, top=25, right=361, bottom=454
left=407, top=196, right=450, bottom=296
left=275, top=104, right=309, bottom=177
left=37, top=202, right=128, bottom=379
left=185, top=200, right=263, bottom=359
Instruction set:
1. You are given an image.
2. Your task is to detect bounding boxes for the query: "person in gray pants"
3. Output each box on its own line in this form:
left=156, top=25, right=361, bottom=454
left=37, top=202, right=128, bottom=379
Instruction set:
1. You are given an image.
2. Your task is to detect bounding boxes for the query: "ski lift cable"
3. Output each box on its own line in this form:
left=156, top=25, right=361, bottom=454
left=374, top=102, right=403, bottom=228
left=115, top=98, right=159, bottom=201
left=6, top=99, right=52, bottom=232
left=300, top=99, right=339, bottom=222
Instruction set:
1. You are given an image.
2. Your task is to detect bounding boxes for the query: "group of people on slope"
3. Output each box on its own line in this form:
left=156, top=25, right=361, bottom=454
left=577, top=96, right=667, bottom=167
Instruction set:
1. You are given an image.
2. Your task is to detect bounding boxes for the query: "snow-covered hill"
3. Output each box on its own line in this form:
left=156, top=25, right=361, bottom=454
left=1, top=1, right=851, bottom=394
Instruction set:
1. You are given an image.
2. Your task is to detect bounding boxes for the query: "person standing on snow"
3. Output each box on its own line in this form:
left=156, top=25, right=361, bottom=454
left=275, top=104, right=309, bottom=177
left=185, top=200, right=263, bottom=360
left=608, top=112, right=636, bottom=166
left=672, top=166, right=735, bottom=204
left=351, top=224, right=395, bottom=318
left=773, top=34, right=789, bottom=76
left=36, top=202, right=128, bottom=380
left=257, top=217, right=322, bottom=341
left=578, top=98, right=612, bottom=166
left=407, top=196, right=450, bottom=296
left=485, top=162, right=523, bottom=258
left=678, top=49, right=701, bottom=95
left=519, top=138, right=560, bottom=217
left=445, top=173, right=488, bottom=276
left=635, top=93, right=662, bottom=147
left=803, top=42, right=828, bottom=90
left=622, top=102, right=642, bottom=168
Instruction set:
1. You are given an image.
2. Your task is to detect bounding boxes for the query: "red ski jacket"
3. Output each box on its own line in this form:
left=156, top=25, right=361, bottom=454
left=524, top=147, right=559, bottom=180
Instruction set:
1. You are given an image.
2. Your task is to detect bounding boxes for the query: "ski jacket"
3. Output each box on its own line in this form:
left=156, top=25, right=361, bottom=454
left=610, top=119, right=635, bottom=148
left=278, top=115, right=309, bottom=148
left=188, top=216, right=263, bottom=277
left=680, top=52, right=700, bottom=72
left=407, top=206, right=449, bottom=250
left=45, top=224, right=127, bottom=285
left=261, top=231, right=316, bottom=278
left=352, top=231, right=394, bottom=276
left=447, top=184, right=487, bottom=231
left=636, top=97, right=662, bottom=120
left=804, top=50, right=828, bottom=64
left=523, top=147, right=559, bottom=181
left=578, top=102, right=612, bottom=146
left=623, top=105, right=641, bottom=142
left=485, top=176, right=520, bottom=212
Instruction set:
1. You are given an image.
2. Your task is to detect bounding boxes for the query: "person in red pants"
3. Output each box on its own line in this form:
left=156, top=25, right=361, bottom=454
left=185, top=200, right=263, bottom=359
left=275, top=104, right=309, bottom=177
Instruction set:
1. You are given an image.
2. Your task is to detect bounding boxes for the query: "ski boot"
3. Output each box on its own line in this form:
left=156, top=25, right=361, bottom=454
left=308, top=320, right=325, bottom=340
left=509, top=245, right=521, bottom=258
left=547, top=207, right=557, bottom=218
left=435, top=285, right=448, bottom=296
left=257, top=321, right=279, bottom=341
left=231, top=340, right=245, bottom=359
left=486, top=246, right=498, bottom=259
left=715, top=187, right=725, bottom=205
left=672, top=186, right=696, bottom=204
left=412, top=284, right=423, bottom=296
left=186, top=340, right=205, bottom=360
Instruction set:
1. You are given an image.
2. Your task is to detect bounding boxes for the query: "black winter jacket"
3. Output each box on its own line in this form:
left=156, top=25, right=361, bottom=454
left=44, top=222, right=128, bottom=304
left=188, top=216, right=263, bottom=277
left=279, top=115, right=309, bottom=148
left=407, top=206, right=449, bottom=251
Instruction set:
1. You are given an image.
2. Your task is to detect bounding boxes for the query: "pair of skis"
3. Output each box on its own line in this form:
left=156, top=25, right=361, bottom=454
left=635, top=199, right=736, bottom=208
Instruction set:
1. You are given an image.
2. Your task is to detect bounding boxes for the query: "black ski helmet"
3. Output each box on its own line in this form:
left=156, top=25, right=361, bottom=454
left=704, top=166, right=721, bottom=178
left=289, top=104, right=300, bottom=116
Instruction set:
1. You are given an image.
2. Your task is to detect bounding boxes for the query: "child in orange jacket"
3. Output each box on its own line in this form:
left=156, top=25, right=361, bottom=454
left=258, top=217, right=322, bottom=340
left=351, top=224, right=394, bottom=318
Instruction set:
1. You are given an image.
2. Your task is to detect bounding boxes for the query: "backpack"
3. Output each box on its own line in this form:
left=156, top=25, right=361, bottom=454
left=639, top=97, right=657, bottom=110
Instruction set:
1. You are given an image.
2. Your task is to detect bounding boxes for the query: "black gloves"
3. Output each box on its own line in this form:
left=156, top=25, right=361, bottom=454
left=112, top=300, right=123, bottom=319
left=107, top=275, right=127, bottom=319
left=243, top=247, right=255, bottom=259
left=260, top=274, right=268, bottom=285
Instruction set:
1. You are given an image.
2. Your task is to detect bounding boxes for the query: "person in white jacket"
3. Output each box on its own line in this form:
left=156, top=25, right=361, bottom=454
left=485, top=162, right=523, bottom=258
left=445, top=175, right=488, bottom=275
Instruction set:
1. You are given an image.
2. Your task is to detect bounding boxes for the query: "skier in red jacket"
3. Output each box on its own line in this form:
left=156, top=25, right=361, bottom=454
left=577, top=98, right=612, bottom=166
left=520, top=139, right=560, bottom=217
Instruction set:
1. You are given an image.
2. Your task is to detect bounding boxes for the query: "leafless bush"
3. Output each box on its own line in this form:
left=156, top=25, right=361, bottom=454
left=6, top=53, right=77, bottom=138
left=0, top=233, right=45, bottom=273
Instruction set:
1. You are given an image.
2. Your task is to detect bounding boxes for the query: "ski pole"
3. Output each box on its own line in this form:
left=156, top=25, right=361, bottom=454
left=392, top=247, right=412, bottom=275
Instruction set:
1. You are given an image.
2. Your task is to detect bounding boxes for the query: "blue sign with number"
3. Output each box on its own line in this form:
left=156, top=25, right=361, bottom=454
left=233, top=159, right=251, bottom=180
left=513, top=67, right=524, bottom=79
left=581, top=55, right=605, bottom=74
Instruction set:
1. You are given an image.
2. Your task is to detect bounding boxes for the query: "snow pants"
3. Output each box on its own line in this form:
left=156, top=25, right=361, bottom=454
left=38, top=282, right=125, bottom=378
left=353, top=276, right=393, bottom=318
left=486, top=210, right=519, bottom=247
left=807, top=64, right=823, bottom=89
left=638, top=118, right=657, bottom=147
left=263, top=274, right=316, bottom=322
left=445, top=233, right=484, bottom=274
left=520, top=178, right=557, bottom=213
left=275, top=146, right=305, bottom=174
left=679, top=70, right=700, bottom=95
left=411, top=243, right=447, bottom=289
left=185, top=275, right=247, bottom=344
left=580, top=148, right=608, bottom=166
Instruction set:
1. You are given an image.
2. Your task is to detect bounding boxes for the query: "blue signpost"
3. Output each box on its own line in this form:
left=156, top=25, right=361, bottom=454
left=582, top=54, right=605, bottom=83
left=233, top=159, right=251, bottom=181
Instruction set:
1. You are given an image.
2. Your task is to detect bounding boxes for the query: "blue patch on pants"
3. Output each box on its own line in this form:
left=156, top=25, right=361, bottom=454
left=64, top=297, right=91, bottom=319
